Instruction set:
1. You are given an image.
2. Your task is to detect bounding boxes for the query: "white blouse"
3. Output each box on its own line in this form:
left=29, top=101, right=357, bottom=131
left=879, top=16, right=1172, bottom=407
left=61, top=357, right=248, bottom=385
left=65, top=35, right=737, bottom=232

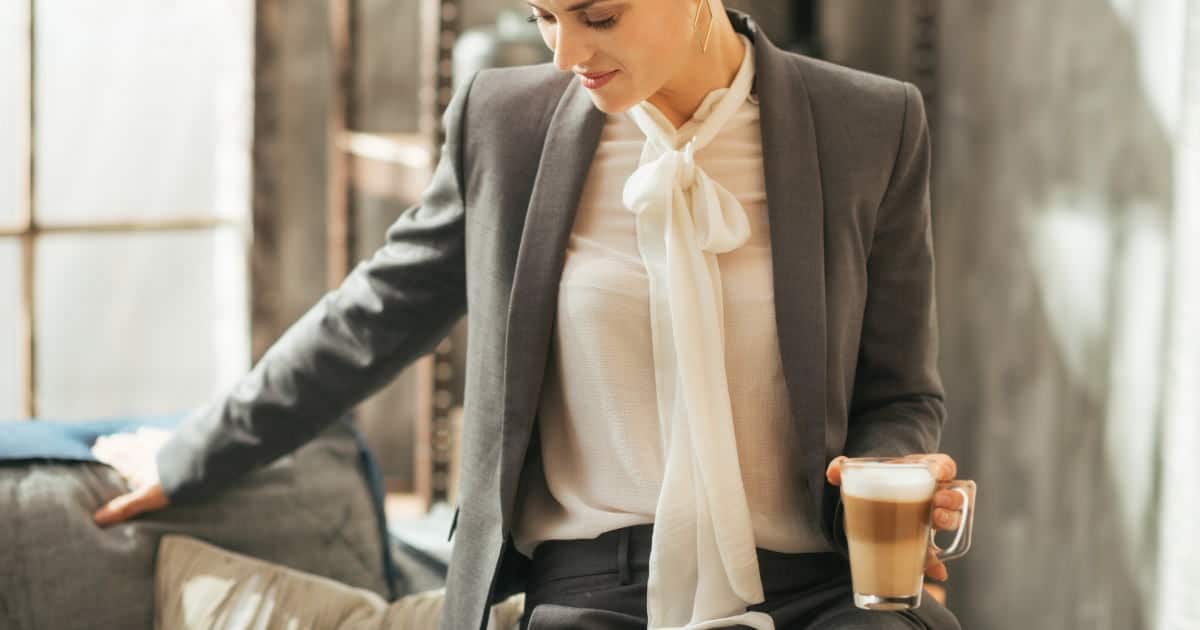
left=512, top=70, right=832, bottom=562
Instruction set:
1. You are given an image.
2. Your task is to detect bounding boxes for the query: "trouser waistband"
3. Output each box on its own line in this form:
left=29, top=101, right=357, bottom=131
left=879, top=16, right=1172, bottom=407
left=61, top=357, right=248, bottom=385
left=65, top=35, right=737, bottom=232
left=527, top=523, right=850, bottom=596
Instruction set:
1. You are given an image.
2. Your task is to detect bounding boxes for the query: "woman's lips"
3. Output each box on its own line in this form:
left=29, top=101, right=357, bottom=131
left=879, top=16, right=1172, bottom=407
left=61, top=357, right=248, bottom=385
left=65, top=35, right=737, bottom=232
left=579, top=70, right=618, bottom=89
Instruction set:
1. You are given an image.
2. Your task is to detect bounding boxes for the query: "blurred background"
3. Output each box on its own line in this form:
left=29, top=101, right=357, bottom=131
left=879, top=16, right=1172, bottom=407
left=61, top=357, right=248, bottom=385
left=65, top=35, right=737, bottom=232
left=1, top=1, right=1196, bottom=628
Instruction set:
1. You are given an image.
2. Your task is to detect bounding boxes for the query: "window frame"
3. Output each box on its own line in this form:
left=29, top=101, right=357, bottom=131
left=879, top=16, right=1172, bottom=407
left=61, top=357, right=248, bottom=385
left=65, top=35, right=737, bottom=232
left=5, top=1, right=247, bottom=419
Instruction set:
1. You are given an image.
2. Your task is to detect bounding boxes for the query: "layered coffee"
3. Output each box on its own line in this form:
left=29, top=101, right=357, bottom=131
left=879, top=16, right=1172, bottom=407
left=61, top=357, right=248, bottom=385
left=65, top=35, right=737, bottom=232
left=841, top=466, right=935, bottom=601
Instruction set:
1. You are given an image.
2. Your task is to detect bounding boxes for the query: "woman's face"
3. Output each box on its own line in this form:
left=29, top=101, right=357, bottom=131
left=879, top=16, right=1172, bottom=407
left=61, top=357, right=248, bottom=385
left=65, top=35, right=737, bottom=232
left=527, top=0, right=697, bottom=113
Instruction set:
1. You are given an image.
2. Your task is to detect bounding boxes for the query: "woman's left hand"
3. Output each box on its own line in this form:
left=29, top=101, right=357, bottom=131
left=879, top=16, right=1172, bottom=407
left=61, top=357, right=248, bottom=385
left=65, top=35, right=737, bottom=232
left=825, top=453, right=963, bottom=582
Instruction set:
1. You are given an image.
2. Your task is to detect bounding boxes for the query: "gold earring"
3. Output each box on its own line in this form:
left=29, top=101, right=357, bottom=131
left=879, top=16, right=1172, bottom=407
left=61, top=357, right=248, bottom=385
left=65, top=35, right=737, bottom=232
left=692, top=0, right=714, bottom=54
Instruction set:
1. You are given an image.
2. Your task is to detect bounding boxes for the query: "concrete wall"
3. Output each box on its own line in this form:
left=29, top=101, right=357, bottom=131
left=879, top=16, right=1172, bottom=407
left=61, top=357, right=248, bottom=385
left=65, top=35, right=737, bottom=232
left=823, top=1, right=1196, bottom=628
left=936, top=3, right=1175, bottom=628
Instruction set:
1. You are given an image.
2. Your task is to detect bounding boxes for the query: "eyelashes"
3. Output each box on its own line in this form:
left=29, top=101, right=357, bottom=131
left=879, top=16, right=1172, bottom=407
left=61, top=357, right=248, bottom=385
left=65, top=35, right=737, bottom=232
left=526, top=12, right=618, bottom=30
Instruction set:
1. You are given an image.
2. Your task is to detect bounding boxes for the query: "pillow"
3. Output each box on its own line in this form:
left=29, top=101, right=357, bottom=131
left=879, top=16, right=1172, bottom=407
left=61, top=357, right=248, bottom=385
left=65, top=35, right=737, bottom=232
left=155, top=535, right=525, bottom=630
left=0, top=421, right=389, bottom=630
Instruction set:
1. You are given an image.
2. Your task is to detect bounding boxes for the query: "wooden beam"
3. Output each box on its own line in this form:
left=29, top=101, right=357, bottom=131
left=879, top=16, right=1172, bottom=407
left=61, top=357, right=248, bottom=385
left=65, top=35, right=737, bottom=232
left=327, top=0, right=359, bottom=289
left=18, top=235, right=34, bottom=419
left=250, top=0, right=284, bottom=362
left=424, top=0, right=462, bottom=506
left=19, top=0, right=36, bottom=418
left=0, top=217, right=234, bottom=238
left=338, top=131, right=433, bottom=199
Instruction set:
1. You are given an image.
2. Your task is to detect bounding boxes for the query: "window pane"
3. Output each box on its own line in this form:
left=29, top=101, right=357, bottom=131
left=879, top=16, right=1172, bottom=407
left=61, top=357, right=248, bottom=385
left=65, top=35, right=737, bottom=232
left=35, top=1, right=251, bottom=222
left=0, top=239, right=20, bottom=418
left=0, top=1, right=27, bottom=225
left=35, top=229, right=248, bottom=419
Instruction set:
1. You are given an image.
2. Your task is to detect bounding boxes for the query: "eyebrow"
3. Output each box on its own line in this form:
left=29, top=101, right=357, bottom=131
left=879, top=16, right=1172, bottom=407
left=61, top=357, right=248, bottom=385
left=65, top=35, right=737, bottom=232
left=526, top=0, right=608, bottom=12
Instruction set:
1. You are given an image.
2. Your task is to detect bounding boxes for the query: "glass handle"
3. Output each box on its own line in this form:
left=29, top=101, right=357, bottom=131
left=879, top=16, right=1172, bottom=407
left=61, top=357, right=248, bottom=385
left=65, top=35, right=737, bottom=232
left=930, top=479, right=976, bottom=562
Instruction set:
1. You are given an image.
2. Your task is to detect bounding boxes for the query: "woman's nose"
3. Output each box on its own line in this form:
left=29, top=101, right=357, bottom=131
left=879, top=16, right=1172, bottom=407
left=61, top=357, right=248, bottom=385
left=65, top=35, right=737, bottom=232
left=552, top=25, right=591, bottom=72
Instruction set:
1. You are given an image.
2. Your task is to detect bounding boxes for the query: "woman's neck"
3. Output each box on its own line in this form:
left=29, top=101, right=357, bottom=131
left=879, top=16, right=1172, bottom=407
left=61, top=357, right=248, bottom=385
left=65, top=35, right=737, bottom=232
left=646, top=12, right=746, bottom=130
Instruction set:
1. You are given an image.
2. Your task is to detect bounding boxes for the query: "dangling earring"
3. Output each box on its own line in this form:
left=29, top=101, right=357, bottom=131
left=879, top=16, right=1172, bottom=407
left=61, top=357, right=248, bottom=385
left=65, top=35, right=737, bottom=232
left=692, top=0, right=714, bottom=54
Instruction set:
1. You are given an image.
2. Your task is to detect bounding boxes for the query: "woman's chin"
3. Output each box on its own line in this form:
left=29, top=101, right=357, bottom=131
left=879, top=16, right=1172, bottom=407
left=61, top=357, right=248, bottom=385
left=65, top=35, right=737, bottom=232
left=586, top=92, right=637, bottom=115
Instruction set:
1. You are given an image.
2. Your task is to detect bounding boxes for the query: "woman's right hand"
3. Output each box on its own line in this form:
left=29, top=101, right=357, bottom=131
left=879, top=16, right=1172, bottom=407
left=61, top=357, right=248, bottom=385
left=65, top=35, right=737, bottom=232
left=91, top=427, right=172, bottom=526
left=93, top=482, right=169, bottom=526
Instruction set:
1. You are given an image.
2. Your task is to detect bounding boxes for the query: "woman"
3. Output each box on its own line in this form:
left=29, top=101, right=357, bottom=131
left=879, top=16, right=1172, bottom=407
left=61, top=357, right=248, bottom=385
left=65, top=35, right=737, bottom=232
left=96, top=1, right=967, bottom=629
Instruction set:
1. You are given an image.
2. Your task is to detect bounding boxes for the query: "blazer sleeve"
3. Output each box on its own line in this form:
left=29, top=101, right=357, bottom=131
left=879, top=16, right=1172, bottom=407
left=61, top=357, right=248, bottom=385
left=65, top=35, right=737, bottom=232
left=156, top=70, right=479, bottom=504
left=845, top=81, right=946, bottom=459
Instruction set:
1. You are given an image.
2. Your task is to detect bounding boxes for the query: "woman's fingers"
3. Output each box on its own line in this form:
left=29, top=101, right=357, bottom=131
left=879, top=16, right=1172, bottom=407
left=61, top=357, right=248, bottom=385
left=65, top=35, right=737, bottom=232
left=934, top=488, right=964, bottom=510
left=93, top=483, right=168, bottom=527
left=825, top=456, right=849, bottom=486
left=933, top=507, right=961, bottom=530
left=830, top=453, right=959, bottom=486
left=91, top=428, right=172, bottom=527
left=897, top=453, right=957, bottom=481
left=91, top=428, right=171, bottom=490
left=932, top=488, right=965, bottom=530
left=924, top=546, right=949, bottom=581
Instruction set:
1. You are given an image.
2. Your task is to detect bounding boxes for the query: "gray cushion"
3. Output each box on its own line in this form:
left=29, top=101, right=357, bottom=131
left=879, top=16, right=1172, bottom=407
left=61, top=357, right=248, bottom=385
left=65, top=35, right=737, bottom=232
left=0, top=421, right=387, bottom=630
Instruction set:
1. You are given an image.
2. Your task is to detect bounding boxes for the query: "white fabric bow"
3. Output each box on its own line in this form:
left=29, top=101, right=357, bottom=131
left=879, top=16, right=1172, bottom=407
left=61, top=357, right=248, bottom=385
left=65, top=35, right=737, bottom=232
left=621, top=33, right=774, bottom=630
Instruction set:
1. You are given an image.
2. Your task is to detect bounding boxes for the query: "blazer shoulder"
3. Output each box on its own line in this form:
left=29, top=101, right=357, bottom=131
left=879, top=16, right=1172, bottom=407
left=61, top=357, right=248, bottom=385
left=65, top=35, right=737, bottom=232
left=474, top=62, right=569, bottom=94
left=464, top=63, right=573, bottom=133
left=790, top=54, right=923, bottom=162
left=793, top=54, right=913, bottom=110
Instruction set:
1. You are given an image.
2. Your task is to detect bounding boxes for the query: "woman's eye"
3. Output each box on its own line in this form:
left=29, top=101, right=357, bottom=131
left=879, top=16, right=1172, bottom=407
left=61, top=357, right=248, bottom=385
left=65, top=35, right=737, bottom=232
left=525, top=11, right=617, bottom=30
left=585, top=14, right=617, bottom=29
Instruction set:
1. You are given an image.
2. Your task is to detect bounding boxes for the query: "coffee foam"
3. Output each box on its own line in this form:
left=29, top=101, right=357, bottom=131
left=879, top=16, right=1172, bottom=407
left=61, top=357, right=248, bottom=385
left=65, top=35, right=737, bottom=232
left=842, top=466, right=935, bottom=502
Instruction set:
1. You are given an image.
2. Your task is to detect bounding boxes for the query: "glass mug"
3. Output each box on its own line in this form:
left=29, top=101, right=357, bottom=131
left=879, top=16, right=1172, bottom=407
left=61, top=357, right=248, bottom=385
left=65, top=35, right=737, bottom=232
left=838, top=457, right=976, bottom=611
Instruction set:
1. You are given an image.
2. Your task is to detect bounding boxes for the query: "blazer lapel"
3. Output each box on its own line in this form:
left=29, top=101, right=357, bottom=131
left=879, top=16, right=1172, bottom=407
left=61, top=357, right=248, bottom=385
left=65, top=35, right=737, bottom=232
left=499, top=78, right=606, bottom=531
left=733, top=10, right=831, bottom=523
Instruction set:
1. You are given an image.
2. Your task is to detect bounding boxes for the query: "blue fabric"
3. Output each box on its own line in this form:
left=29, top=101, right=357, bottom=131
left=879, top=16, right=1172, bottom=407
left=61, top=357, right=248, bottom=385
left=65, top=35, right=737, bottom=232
left=0, top=412, right=398, bottom=599
left=0, top=414, right=186, bottom=462
left=346, top=414, right=402, bottom=601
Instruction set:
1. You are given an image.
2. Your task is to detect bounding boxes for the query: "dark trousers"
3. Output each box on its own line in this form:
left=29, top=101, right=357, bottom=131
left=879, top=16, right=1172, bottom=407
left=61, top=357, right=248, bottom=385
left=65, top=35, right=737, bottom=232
left=519, top=524, right=961, bottom=630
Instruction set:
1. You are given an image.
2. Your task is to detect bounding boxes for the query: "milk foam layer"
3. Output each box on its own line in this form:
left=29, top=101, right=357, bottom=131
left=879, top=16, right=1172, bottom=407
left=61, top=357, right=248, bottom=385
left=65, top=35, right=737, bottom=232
left=842, top=466, right=935, bottom=502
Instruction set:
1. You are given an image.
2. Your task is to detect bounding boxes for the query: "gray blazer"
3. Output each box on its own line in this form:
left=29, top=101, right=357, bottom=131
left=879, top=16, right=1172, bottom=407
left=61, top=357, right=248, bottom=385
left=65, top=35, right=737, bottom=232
left=156, top=9, right=945, bottom=630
